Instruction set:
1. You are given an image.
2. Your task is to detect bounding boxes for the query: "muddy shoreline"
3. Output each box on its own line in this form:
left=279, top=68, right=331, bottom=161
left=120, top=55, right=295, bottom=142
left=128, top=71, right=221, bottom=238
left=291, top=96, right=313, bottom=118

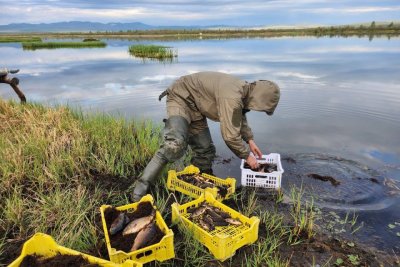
left=2, top=167, right=399, bottom=266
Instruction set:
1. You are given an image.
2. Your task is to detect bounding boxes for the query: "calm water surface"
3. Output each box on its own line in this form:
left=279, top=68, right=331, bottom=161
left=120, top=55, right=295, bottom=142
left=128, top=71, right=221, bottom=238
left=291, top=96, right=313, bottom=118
left=1, top=36, right=399, bottom=251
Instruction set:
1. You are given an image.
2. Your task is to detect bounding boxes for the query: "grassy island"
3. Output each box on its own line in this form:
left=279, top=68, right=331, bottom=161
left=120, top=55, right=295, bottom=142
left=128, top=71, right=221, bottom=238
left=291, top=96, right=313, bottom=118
left=22, top=40, right=106, bottom=50
left=0, top=36, right=42, bottom=43
left=128, top=44, right=177, bottom=59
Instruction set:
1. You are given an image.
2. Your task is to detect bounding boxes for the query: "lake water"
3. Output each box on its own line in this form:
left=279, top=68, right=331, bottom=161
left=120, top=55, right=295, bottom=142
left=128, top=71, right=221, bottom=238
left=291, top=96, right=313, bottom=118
left=1, top=36, right=399, bottom=252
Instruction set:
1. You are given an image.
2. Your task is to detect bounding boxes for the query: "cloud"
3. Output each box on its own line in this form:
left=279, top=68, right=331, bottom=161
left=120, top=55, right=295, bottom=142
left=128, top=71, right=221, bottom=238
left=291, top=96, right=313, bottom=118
left=140, top=74, right=178, bottom=82
left=295, top=6, right=400, bottom=14
left=275, top=72, right=319, bottom=79
left=1, top=0, right=399, bottom=25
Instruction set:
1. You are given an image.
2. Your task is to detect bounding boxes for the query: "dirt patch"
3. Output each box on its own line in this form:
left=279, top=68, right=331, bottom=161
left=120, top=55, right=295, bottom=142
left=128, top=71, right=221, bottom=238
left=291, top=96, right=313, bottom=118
left=19, top=253, right=100, bottom=267
left=103, top=202, right=164, bottom=253
left=0, top=238, right=25, bottom=266
left=307, top=173, right=341, bottom=186
left=89, top=169, right=134, bottom=192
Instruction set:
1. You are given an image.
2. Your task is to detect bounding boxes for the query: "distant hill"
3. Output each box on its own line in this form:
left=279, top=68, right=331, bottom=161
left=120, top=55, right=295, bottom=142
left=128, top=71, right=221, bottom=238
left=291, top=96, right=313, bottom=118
left=0, top=21, right=227, bottom=33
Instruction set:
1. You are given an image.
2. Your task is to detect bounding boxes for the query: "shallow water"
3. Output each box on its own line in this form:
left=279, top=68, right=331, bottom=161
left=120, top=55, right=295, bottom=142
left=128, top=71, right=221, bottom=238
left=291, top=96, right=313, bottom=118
left=1, top=36, right=399, bottom=251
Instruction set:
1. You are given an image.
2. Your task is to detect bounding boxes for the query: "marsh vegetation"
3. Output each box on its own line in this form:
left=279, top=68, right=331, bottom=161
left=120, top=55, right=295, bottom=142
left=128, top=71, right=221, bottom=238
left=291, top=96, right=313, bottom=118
left=1, top=21, right=398, bottom=41
left=21, top=41, right=107, bottom=50
left=128, top=44, right=177, bottom=60
left=0, top=36, right=42, bottom=43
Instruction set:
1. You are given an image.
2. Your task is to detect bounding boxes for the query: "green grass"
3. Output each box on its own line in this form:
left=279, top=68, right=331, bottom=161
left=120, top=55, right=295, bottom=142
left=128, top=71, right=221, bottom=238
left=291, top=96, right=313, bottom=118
left=0, top=36, right=42, bottom=43
left=0, top=99, right=161, bottom=264
left=21, top=41, right=106, bottom=50
left=128, top=44, right=177, bottom=60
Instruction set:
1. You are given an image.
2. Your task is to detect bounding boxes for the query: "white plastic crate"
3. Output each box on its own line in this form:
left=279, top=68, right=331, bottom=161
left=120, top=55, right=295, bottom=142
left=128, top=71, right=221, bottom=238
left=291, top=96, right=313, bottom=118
left=240, top=153, right=284, bottom=189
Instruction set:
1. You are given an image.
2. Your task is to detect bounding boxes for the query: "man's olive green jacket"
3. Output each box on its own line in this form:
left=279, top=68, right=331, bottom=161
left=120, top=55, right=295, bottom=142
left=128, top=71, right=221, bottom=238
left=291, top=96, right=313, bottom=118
left=165, top=71, right=280, bottom=159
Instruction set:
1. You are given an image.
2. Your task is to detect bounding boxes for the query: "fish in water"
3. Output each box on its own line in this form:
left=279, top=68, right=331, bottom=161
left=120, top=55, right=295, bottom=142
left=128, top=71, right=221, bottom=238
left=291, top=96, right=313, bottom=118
left=130, top=222, right=158, bottom=251
left=225, top=218, right=242, bottom=226
left=307, top=173, right=340, bottom=186
left=110, top=213, right=129, bottom=235
left=123, top=210, right=155, bottom=236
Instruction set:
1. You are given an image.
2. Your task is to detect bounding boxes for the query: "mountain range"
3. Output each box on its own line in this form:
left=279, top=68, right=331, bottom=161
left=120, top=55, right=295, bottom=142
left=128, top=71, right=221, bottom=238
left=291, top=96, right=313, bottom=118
left=0, top=21, right=226, bottom=33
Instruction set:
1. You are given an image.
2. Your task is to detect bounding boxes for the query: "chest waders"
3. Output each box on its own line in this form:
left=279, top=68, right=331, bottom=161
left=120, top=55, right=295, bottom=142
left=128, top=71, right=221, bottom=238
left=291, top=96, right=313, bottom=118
left=132, top=90, right=189, bottom=201
left=132, top=90, right=216, bottom=201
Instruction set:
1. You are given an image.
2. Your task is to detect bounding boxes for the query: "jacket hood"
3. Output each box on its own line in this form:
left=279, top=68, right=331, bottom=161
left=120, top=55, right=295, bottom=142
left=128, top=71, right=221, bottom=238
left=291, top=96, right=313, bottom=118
left=245, top=80, right=280, bottom=115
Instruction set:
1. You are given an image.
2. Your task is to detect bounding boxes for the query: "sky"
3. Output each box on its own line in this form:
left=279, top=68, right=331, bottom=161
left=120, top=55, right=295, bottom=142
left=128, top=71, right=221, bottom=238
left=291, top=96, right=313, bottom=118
left=0, top=0, right=399, bottom=26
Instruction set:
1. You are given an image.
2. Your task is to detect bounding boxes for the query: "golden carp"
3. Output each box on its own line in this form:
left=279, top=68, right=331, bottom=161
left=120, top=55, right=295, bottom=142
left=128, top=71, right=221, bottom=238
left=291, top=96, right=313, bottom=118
left=225, top=218, right=242, bottom=225
left=198, top=217, right=213, bottom=231
left=203, top=215, right=215, bottom=231
left=110, top=213, right=129, bottom=235
left=189, top=205, right=208, bottom=219
left=130, top=222, right=158, bottom=251
left=122, top=210, right=155, bottom=236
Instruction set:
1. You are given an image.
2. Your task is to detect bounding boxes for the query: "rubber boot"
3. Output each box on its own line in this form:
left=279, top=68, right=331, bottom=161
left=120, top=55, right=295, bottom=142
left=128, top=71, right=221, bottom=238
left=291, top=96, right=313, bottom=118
left=132, top=116, right=189, bottom=202
left=189, top=127, right=216, bottom=173
left=132, top=155, right=167, bottom=202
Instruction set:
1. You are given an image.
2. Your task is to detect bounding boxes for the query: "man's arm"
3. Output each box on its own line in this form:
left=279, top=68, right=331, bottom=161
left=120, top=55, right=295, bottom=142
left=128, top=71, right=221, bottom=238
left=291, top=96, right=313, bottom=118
left=241, top=115, right=262, bottom=159
left=218, top=98, right=259, bottom=168
left=240, top=114, right=254, bottom=143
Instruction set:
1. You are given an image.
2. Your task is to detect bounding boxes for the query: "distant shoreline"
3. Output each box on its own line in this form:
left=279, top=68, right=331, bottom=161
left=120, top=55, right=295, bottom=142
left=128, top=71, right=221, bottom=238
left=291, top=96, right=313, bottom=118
left=1, top=23, right=399, bottom=40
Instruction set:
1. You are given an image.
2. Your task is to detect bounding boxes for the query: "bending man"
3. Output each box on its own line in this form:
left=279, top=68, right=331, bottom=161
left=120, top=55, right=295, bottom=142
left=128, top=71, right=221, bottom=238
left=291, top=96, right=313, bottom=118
left=132, top=71, right=280, bottom=201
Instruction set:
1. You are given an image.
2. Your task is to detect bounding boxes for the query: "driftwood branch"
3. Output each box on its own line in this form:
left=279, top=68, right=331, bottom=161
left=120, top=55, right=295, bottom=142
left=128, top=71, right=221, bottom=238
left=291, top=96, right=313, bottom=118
left=0, top=74, right=26, bottom=103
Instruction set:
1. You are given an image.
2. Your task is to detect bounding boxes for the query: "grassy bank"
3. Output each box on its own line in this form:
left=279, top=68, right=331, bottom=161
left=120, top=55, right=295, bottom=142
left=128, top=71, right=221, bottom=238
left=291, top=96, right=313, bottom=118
left=0, top=99, right=160, bottom=264
left=21, top=41, right=106, bottom=50
left=1, top=22, right=399, bottom=41
left=0, top=36, right=42, bottom=43
left=0, top=99, right=396, bottom=266
left=129, top=44, right=177, bottom=60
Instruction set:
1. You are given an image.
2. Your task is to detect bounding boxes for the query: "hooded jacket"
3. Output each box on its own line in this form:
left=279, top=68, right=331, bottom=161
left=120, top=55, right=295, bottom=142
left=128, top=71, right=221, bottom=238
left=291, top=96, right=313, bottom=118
left=166, top=71, right=280, bottom=159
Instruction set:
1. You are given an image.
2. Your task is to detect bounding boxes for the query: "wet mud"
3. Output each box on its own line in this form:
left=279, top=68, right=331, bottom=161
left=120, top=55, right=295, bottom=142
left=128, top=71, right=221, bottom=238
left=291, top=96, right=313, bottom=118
left=19, top=253, right=100, bottom=267
left=104, top=202, right=164, bottom=253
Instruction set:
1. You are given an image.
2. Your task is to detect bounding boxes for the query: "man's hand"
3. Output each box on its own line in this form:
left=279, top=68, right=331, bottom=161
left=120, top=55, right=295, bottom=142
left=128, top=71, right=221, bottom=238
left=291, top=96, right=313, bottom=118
left=248, top=140, right=262, bottom=159
left=246, top=154, right=259, bottom=169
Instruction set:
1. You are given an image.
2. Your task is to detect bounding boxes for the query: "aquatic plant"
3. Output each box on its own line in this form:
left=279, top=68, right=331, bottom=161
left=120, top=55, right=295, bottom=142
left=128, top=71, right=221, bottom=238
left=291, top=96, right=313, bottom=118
left=22, top=41, right=106, bottom=50
left=128, top=44, right=177, bottom=59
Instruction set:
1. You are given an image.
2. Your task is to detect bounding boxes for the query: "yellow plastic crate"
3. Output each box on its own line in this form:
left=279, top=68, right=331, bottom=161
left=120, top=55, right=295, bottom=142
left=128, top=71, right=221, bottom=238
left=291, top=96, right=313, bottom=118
left=167, top=165, right=236, bottom=200
left=9, top=233, right=140, bottom=267
left=171, top=191, right=260, bottom=261
left=100, top=194, right=175, bottom=265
